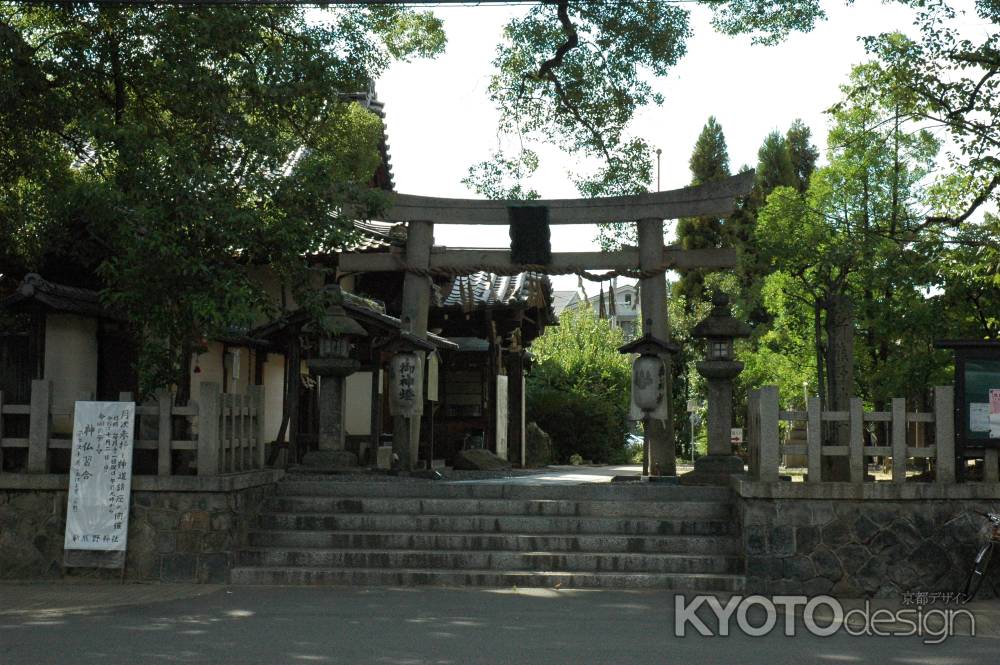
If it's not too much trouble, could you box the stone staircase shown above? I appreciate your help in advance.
[230,477,746,591]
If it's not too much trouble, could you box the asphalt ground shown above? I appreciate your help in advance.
[1,583,998,665]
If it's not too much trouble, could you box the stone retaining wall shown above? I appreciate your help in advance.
[736,480,1000,599]
[0,471,281,583]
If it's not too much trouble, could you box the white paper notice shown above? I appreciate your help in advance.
[991,389,1000,438]
[64,401,136,551]
[971,403,991,432]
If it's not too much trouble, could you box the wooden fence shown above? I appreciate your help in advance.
[0,380,264,476]
[746,385,966,484]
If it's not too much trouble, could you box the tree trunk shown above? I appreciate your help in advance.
[813,298,826,408]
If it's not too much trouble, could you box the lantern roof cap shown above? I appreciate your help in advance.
[306,285,368,338]
[618,332,680,356]
[692,292,751,340]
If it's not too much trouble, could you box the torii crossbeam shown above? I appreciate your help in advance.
[342,171,754,475]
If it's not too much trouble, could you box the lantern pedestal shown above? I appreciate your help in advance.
[302,357,361,468]
[682,359,746,486]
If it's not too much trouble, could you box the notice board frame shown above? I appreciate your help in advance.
[937,340,1000,461]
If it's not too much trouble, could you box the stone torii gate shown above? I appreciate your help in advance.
[339,171,754,474]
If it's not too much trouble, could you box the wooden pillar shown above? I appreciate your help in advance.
[394,220,433,470]
[287,332,301,465]
[509,353,526,468]
[638,217,674,476]
[369,359,382,463]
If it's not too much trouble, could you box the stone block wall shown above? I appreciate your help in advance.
[0,471,280,583]
[737,481,1000,599]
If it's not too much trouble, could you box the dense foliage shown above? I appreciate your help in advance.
[0,3,444,393]
[526,306,633,463]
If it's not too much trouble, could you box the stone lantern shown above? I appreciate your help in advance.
[619,328,679,417]
[682,292,751,485]
[302,285,367,468]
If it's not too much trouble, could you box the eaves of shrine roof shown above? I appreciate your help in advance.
[438,271,554,315]
[0,273,117,320]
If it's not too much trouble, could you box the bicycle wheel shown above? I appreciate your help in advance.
[962,542,994,602]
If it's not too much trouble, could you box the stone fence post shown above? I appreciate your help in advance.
[758,385,779,482]
[935,386,955,484]
[198,382,221,476]
[27,380,51,473]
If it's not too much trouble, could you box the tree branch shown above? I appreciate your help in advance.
[926,171,1000,227]
[530,0,612,162]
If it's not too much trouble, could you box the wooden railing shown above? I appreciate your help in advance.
[746,385,959,484]
[0,380,264,476]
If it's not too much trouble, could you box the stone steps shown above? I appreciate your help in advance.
[276,480,730,502]
[233,477,745,590]
[246,529,743,555]
[230,566,747,592]
[266,496,732,520]
[255,512,737,536]
[236,547,743,574]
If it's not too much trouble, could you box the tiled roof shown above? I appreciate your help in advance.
[251,294,457,351]
[341,219,406,252]
[439,272,552,312]
[0,273,114,319]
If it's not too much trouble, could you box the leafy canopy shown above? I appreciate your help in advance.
[0,3,444,392]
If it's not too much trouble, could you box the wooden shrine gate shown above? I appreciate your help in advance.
[339,171,755,475]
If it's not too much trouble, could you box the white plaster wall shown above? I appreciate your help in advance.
[262,352,286,442]
[345,371,372,436]
[44,313,98,434]
[190,341,225,401]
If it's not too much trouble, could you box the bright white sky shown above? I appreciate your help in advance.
[373,0,987,292]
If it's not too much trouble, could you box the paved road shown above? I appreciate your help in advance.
[1,585,997,664]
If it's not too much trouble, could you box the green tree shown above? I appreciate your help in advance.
[674,116,731,309]
[526,306,633,463]
[0,3,444,392]
[726,124,812,327]
[755,63,941,416]
[464,1,827,225]
[710,0,1000,229]
[786,119,820,194]
[861,4,1000,227]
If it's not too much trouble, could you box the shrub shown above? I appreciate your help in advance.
[526,307,632,464]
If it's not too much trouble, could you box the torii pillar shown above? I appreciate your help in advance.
[393,220,433,470]
[638,218,675,476]
[343,171,756,474]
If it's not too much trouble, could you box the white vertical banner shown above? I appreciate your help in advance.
[64,401,136,551]
[496,375,509,460]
